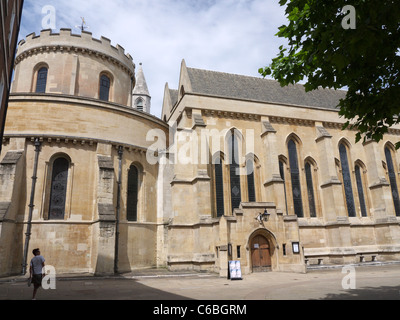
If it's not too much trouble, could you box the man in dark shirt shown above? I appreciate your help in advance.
[29,248,45,300]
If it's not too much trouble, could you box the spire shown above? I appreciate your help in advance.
[133,63,150,96]
[132,63,151,113]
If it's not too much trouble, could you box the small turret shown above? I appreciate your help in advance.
[132,63,151,113]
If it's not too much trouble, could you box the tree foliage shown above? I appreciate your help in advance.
[259,0,400,147]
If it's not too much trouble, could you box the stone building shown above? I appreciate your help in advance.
[0,30,399,277]
[161,60,400,275]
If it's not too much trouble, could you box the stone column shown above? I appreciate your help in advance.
[192,110,212,219]
[261,119,286,213]
[218,216,230,277]
[156,151,171,268]
[171,110,212,224]
[69,55,79,95]
[315,125,346,222]
[93,144,116,275]
[170,121,195,224]
[315,125,352,256]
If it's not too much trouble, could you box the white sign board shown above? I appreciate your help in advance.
[228,260,243,280]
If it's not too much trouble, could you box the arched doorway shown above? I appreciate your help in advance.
[251,235,272,272]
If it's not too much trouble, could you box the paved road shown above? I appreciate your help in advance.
[0,263,399,301]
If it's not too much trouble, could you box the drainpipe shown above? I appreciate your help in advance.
[114,146,123,274]
[22,138,42,275]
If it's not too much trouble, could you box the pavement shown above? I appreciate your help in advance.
[1,262,400,301]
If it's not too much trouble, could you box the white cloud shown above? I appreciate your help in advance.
[19,0,287,117]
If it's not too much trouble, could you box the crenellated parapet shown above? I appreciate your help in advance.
[15,29,135,77]
[12,29,136,107]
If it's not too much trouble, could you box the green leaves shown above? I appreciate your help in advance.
[260,0,400,147]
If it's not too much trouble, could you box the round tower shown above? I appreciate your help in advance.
[0,30,169,276]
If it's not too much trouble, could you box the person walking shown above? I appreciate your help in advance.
[29,248,45,300]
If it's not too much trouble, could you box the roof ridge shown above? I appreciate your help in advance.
[186,66,347,93]
[187,66,267,82]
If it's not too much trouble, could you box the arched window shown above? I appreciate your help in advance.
[288,139,303,218]
[136,98,144,112]
[305,162,317,218]
[36,67,48,93]
[127,165,139,222]
[214,156,225,217]
[339,143,356,217]
[48,157,70,220]
[246,158,256,202]
[355,165,368,217]
[385,147,400,217]
[99,74,111,101]
[228,131,242,211]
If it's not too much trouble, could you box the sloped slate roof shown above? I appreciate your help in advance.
[186,67,347,110]
[169,89,179,108]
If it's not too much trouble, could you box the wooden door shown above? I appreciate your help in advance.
[251,235,272,272]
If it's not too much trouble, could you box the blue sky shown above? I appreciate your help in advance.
[19,0,287,117]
